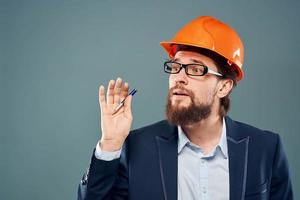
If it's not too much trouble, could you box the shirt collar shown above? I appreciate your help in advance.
[177,117,228,159]
[177,125,190,154]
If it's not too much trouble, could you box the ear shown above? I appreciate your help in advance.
[216,79,234,98]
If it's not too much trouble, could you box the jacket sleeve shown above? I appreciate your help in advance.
[270,134,293,200]
[79,142,129,200]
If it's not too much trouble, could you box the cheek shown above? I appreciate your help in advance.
[169,75,175,88]
[193,87,215,103]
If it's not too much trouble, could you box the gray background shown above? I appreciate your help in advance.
[1,0,299,199]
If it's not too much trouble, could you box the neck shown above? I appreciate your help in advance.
[181,114,223,154]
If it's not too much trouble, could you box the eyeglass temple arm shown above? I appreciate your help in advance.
[207,68,223,77]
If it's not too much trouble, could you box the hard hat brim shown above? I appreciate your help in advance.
[160,41,243,81]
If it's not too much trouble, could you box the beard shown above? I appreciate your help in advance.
[165,85,214,126]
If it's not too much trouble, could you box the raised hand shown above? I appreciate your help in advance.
[98,78,133,151]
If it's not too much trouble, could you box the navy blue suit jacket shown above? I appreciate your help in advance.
[80,117,293,200]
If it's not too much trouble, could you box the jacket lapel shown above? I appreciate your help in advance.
[155,125,178,200]
[154,117,249,200]
[225,117,249,200]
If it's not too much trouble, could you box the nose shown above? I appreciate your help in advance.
[171,67,188,85]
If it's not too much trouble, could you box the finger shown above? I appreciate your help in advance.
[114,77,122,104]
[107,79,115,105]
[124,95,133,118]
[98,85,106,109]
[121,82,129,101]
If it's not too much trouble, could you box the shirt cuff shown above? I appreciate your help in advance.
[94,141,122,161]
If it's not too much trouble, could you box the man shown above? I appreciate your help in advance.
[78,16,293,200]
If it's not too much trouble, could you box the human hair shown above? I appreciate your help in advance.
[175,45,238,117]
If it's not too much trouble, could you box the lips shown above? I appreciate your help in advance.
[172,89,189,96]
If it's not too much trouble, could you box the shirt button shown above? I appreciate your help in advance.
[201,160,205,164]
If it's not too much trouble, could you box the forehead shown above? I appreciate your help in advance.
[174,50,213,61]
[174,50,215,63]
[173,50,218,71]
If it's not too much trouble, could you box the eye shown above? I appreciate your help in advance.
[188,65,204,75]
[171,66,180,72]
[191,67,200,72]
[167,62,181,72]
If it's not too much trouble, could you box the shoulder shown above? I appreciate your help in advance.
[122,120,176,154]
[227,116,280,146]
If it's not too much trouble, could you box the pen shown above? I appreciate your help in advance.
[113,88,137,114]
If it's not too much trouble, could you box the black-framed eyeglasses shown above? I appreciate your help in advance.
[164,61,223,77]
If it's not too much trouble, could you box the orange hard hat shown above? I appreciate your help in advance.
[160,16,244,81]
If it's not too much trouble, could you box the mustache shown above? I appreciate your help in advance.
[169,85,194,97]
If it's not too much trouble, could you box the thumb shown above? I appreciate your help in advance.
[124,95,133,117]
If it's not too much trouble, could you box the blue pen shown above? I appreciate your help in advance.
[113,88,137,114]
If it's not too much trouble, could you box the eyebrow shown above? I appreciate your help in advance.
[173,58,205,65]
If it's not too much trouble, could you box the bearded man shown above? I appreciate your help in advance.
[78,16,293,200]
